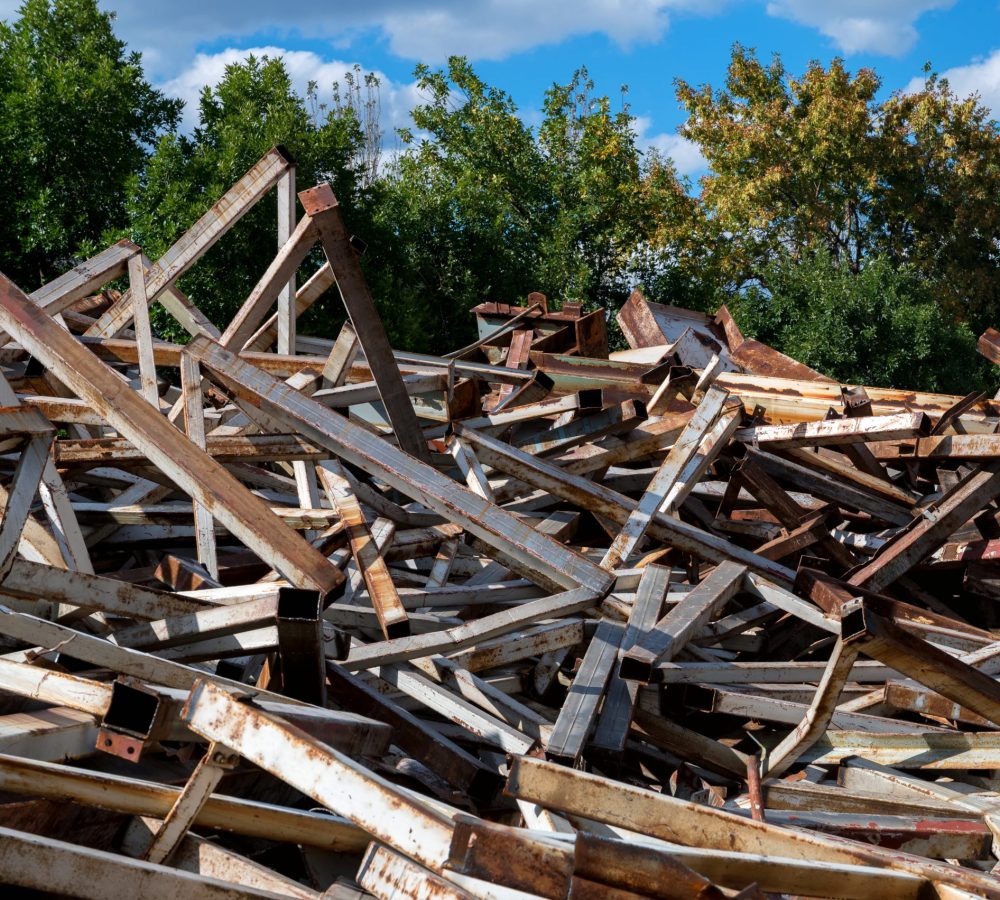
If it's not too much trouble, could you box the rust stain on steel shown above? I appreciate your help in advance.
[0,273,344,596]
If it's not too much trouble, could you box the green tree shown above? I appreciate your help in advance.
[127,54,370,341]
[370,57,547,351]
[675,46,1000,329]
[729,250,989,394]
[371,57,698,352]
[676,46,884,287]
[0,0,179,287]
[875,72,1000,327]
[536,68,697,310]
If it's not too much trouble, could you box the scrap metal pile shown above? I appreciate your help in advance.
[1,149,1000,897]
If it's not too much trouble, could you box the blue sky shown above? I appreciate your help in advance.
[4,1,1000,177]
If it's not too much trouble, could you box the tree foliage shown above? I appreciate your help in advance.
[676,48,879,284]
[370,58,696,351]
[126,54,371,341]
[875,73,1000,328]
[0,0,996,396]
[729,250,990,394]
[676,47,1000,330]
[0,0,179,287]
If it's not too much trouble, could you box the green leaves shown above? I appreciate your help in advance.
[0,9,993,395]
[0,0,179,287]
[127,54,369,343]
[730,250,991,394]
[677,49,885,288]
[676,45,1000,335]
[369,57,691,352]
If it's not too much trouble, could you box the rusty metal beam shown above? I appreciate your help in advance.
[0,273,343,596]
[842,597,1000,727]
[185,335,612,596]
[620,561,746,682]
[505,755,1000,898]
[847,464,1000,592]
[85,147,292,339]
[302,184,431,462]
[181,677,456,871]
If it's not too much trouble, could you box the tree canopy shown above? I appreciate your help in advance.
[729,249,990,395]
[0,2,998,392]
[368,59,694,351]
[675,46,1000,331]
[0,0,179,288]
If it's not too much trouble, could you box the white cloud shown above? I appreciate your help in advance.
[646,133,707,177]
[765,0,953,56]
[162,47,424,142]
[633,116,706,177]
[904,48,1000,113]
[53,1,707,80]
[0,0,958,81]
[377,0,678,62]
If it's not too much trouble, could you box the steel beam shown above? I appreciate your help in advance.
[185,335,612,596]
[181,678,457,870]
[0,273,343,596]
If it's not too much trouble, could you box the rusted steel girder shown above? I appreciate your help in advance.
[186,335,613,596]
[842,596,1000,726]
[0,273,344,597]
[847,464,1000,592]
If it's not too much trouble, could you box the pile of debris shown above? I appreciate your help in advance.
[0,147,998,897]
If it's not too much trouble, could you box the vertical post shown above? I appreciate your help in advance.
[127,255,160,409]
[277,166,296,356]
[275,587,327,705]
[179,352,218,579]
[278,165,323,517]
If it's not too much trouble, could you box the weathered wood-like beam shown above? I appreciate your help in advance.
[847,464,1000,591]
[620,561,746,682]
[546,620,624,764]
[186,335,613,596]
[181,677,456,871]
[591,565,671,759]
[505,756,1000,898]
[301,184,431,462]
[0,273,343,596]
[86,147,292,339]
